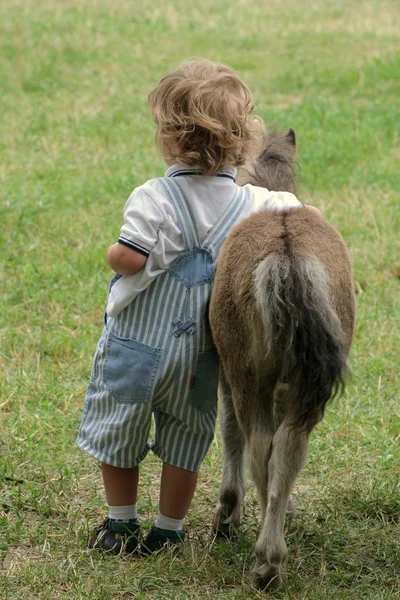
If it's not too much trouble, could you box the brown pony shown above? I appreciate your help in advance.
[209,129,356,591]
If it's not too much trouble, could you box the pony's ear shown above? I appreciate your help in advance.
[286,128,296,146]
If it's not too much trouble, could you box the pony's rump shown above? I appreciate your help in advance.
[253,249,347,428]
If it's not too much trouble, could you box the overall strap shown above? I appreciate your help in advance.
[158,178,201,250]
[202,185,249,253]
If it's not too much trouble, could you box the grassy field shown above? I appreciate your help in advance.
[1,0,399,598]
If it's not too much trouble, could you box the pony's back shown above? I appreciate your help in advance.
[226,208,355,345]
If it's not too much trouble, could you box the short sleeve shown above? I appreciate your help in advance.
[244,184,302,212]
[118,187,166,257]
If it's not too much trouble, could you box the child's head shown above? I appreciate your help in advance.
[149,59,265,176]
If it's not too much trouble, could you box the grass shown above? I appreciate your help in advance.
[1,0,399,598]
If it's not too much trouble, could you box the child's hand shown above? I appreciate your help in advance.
[106,243,147,276]
[305,205,322,217]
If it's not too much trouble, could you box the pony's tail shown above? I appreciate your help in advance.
[253,252,348,428]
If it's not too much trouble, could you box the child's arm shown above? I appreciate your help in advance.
[107,184,166,276]
[107,243,147,276]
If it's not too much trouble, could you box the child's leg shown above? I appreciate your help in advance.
[141,463,198,554]
[159,462,198,519]
[143,407,215,553]
[89,464,140,554]
[101,463,139,505]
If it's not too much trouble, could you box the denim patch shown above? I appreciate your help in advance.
[189,348,220,412]
[104,333,162,404]
[168,248,215,287]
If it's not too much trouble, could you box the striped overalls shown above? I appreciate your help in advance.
[77,178,249,472]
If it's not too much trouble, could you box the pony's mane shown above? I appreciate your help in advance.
[238,129,298,194]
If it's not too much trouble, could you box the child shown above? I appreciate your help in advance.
[76,59,302,555]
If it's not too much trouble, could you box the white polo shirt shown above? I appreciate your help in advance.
[106,164,301,317]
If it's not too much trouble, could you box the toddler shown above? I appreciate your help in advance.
[77,59,302,554]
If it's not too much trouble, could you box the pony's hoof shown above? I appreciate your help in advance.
[253,566,283,591]
[213,522,233,538]
[212,508,239,539]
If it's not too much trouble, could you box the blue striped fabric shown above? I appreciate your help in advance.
[77,179,247,472]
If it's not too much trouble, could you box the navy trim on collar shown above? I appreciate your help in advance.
[170,170,203,177]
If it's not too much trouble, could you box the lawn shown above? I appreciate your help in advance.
[1,0,399,598]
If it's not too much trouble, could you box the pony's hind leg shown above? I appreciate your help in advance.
[253,417,309,591]
[246,381,276,525]
[213,372,246,537]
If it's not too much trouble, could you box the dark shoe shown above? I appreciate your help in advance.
[141,525,185,555]
[89,518,140,554]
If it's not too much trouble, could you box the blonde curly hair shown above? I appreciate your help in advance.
[148,59,266,176]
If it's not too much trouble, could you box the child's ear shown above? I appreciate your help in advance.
[286,128,296,147]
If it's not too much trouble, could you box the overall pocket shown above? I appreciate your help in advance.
[189,348,220,412]
[104,332,162,404]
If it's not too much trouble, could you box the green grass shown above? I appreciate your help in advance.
[1,0,399,598]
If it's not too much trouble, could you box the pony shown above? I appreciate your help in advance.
[209,129,356,590]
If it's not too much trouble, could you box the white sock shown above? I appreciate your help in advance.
[108,504,138,522]
[154,511,184,531]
